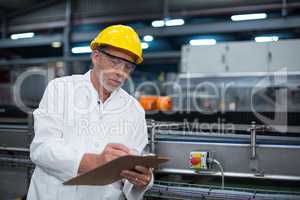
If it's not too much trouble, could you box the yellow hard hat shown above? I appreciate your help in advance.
[90,25,143,64]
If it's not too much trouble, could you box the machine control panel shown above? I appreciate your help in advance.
[190,151,209,170]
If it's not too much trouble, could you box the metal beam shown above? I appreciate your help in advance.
[1,16,7,39]
[0,56,84,66]
[145,51,180,59]
[63,0,72,75]
[63,0,71,58]
[0,34,62,48]
[5,3,300,33]
[136,16,300,37]
[0,56,95,67]
[9,21,66,33]
[71,16,300,41]
[172,2,300,17]
[7,0,60,19]
[1,16,300,49]
[0,51,180,66]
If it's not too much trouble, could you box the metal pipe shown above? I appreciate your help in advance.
[63,0,71,75]
[0,146,29,152]
[0,157,32,165]
[147,120,187,154]
[250,121,257,159]
[282,0,288,17]
[163,0,169,19]
[0,124,29,129]
[248,122,273,159]
[1,16,7,39]
[210,159,224,189]
[0,128,29,133]
[155,168,300,181]
[150,120,156,154]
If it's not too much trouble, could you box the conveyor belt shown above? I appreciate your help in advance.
[146,181,300,200]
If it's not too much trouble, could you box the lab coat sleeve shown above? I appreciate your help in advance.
[123,113,154,200]
[30,79,85,182]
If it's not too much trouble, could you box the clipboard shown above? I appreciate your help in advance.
[64,155,170,186]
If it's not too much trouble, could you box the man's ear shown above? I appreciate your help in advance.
[91,50,97,57]
[91,50,98,62]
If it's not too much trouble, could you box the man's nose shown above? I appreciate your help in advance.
[114,69,127,79]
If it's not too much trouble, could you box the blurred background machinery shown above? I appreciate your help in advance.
[1,0,300,199]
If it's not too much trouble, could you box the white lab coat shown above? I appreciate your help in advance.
[27,70,153,200]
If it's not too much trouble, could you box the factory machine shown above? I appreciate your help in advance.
[144,72,300,199]
[0,67,50,199]
[1,66,300,199]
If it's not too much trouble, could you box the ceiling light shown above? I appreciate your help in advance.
[10,32,35,40]
[141,42,149,49]
[189,39,216,46]
[151,20,165,27]
[165,19,185,26]
[71,46,92,54]
[255,36,279,43]
[51,41,62,48]
[152,18,185,27]
[231,13,267,21]
[143,35,154,42]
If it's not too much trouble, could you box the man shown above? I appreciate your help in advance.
[27,25,153,200]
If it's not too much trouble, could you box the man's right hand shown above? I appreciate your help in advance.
[78,143,131,174]
[99,143,131,163]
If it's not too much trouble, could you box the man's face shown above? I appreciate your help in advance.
[91,46,136,92]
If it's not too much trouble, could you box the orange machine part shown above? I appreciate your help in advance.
[139,96,158,111]
[157,96,172,111]
[139,96,172,111]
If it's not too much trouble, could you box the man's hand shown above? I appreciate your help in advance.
[78,143,130,174]
[120,165,152,188]
[99,143,131,163]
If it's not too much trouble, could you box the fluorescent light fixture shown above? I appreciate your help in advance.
[165,19,185,26]
[231,13,267,21]
[141,42,149,49]
[189,39,216,46]
[71,46,92,54]
[143,35,154,42]
[51,41,62,48]
[152,20,165,27]
[255,36,279,43]
[152,18,185,27]
[10,32,35,40]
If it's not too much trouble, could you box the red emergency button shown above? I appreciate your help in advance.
[191,157,201,165]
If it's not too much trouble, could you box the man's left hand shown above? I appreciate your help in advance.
[120,165,152,188]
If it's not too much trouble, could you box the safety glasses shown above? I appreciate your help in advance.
[97,49,136,74]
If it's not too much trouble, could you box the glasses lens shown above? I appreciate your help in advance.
[99,50,136,73]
